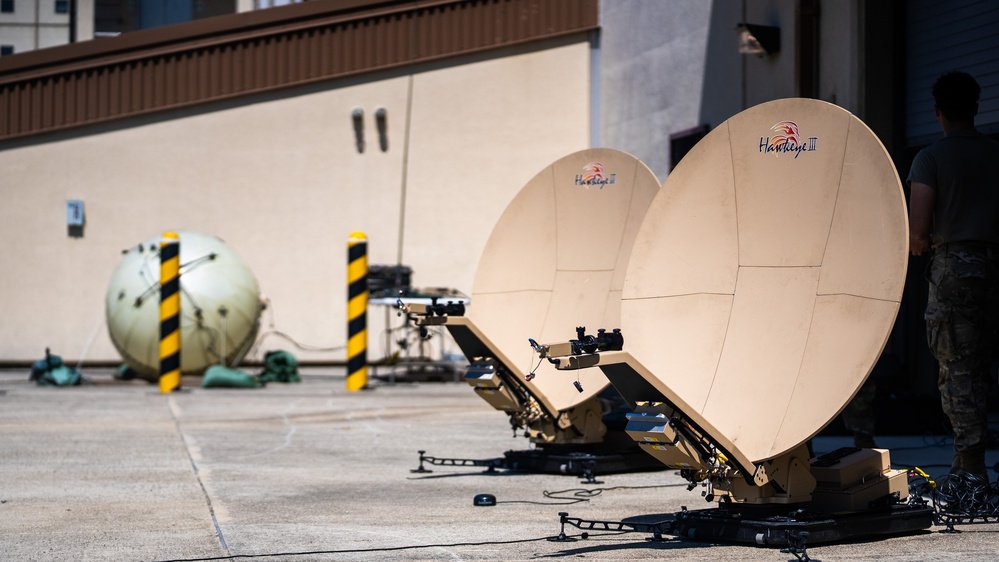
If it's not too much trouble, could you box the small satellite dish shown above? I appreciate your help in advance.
[620,98,908,463]
[471,148,660,412]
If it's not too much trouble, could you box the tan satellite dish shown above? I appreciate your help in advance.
[407,148,660,452]
[471,148,660,414]
[620,98,908,465]
[533,101,930,535]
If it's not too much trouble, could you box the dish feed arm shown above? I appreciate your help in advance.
[397,299,561,427]
[531,327,781,493]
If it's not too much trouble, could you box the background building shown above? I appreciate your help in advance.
[0,0,289,55]
[0,0,77,54]
[1,0,998,432]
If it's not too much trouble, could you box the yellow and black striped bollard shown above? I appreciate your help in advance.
[346,231,368,391]
[159,231,182,393]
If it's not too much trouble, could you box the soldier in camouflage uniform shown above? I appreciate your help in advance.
[908,71,999,479]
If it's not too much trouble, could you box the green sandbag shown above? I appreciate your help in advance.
[201,365,262,388]
[33,365,83,386]
[29,349,83,386]
[259,350,301,383]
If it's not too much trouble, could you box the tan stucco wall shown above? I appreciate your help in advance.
[0,38,590,365]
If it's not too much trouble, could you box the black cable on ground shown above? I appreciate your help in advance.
[523,483,688,505]
[153,482,689,561]
[933,470,999,519]
[152,535,563,562]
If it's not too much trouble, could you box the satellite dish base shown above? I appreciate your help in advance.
[553,503,933,550]
[409,445,665,477]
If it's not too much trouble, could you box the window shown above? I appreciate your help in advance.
[55,0,68,14]
[669,125,711,171]
[1,45,14,56]
[1,0,14,14]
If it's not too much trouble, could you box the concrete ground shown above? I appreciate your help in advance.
[2,368,999,562]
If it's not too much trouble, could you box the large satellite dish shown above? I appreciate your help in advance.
[470,148,660,413]
[620,98,908,464]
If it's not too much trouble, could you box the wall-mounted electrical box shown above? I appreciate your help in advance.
[67,200,84,226]
[67,199,85,237]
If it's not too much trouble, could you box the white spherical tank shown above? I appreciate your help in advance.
[105,231,264,379]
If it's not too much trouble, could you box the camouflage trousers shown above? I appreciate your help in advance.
[925,244,999,454]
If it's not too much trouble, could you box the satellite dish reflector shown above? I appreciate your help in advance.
[621,98,908,463]
[105,231,264,379]
[471,148,660,412]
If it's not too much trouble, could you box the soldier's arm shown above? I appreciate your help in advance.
[908,181,935,256]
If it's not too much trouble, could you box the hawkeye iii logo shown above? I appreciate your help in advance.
[759,121,817,158]
[575,162,616,189]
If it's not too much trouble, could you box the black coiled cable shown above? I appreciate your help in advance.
[932,471,999,525]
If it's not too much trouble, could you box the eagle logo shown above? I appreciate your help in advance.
[768,120,799,151]
[581,162,605,183]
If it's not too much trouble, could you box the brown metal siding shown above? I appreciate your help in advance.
[0,0,597,142]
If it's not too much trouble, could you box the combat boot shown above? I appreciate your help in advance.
[950,448,987,480]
